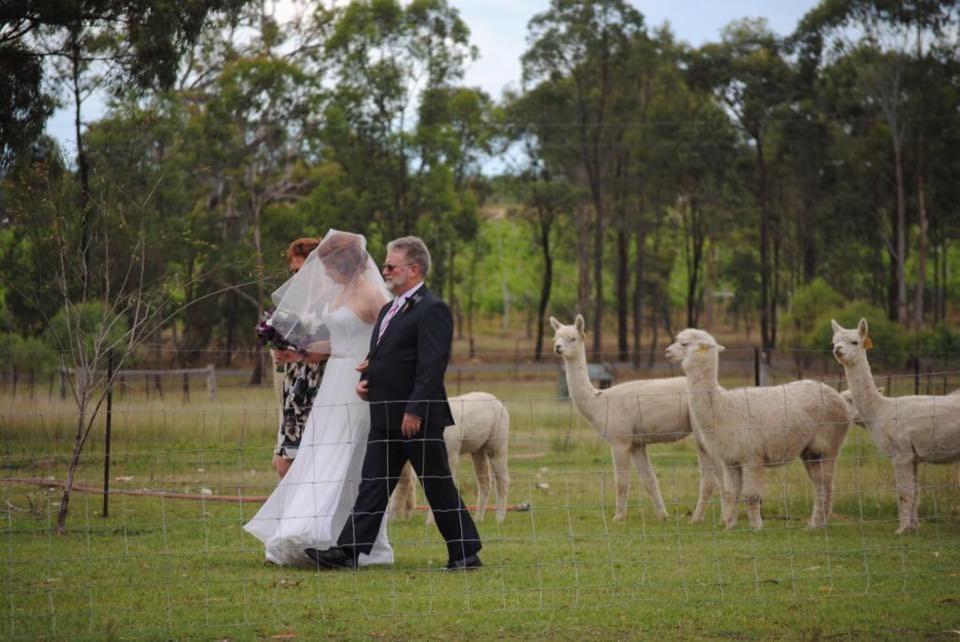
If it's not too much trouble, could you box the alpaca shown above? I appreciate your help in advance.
[388,392,510,523]
[666,328,850,530]
[832,319,960,533]
[551,315,719,523]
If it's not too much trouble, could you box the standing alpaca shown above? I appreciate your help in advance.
[832,319,960,533]
[551,315,719,523]
[389,392,510,523]
[666,328,850,530]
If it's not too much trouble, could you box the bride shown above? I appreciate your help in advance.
[244,230,394,567]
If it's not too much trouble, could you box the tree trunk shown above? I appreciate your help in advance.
[894,143,908,325]
[757,141,773,352]
[914,173,928,327]
[592,199,604,355]
[616,227,628,361]
[577,205,591,317]
[71,28,91,301]
[56,409,88,534]
[534,214,553,362]
[632,225,646,368]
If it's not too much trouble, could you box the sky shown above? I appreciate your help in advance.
[44,0,820,159]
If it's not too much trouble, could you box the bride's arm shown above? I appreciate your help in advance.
[304,340,331,362]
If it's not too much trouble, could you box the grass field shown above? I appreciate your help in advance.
[3,380,960,640]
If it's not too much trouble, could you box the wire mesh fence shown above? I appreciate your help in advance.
[2,349,960,638]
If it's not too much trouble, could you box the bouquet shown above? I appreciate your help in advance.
[256,310,306,354]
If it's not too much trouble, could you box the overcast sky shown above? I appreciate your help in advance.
[44,0,819,158]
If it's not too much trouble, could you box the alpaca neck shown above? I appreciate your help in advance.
[563,344,602,423]
[682,355,723,434]
[843,357,888,422]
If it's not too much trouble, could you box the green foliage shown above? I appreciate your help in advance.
[44,302,130,367]
[0,333,58,374]
[782,278,845,348]
[920,323,960,355]
[807,300,909,364]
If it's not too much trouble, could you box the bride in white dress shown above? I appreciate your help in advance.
[244,230,394,567]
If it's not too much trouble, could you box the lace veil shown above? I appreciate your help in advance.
[267,230,390,350]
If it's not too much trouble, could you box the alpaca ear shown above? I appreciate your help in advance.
[575,314,585,333]
[716,344,726,352]
[831,319,842,334]
[549,316,562,331]
[857,318,868,338]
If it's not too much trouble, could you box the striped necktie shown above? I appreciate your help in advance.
[377,299,403,343]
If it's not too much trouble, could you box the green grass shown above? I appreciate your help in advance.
[3,385,960,640]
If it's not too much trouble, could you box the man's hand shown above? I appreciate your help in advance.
[401,412,422,438]
[355,359,369,373]
[356,379,369,401]
[304,351,328,364]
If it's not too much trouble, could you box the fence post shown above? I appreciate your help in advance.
[206,364,216,401]
[58,366,67,400]
[29,367,35,399]
[754,346,760,386]
[913,355,920,395]
[12,364,17,397]
[103,352,114,518]
[182,371,189,404]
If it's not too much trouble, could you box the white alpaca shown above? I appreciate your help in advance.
[666,328,850,530]
[551,315,719,523]
[832,318,960,534]
[388,392,510,523]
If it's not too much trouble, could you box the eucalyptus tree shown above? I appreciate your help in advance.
[521,0,647,354]
[0,0,249,297]
[793,0,960,325]
[688,19,795,352]
[321,0,477,242]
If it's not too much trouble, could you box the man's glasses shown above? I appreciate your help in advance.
[382,263,415,273]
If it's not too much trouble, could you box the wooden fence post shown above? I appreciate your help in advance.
[206,364,216,401]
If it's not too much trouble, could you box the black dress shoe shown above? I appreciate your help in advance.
[444,553,482,571]
[305,547,357,570]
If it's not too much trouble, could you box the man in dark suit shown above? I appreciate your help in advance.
[306,236,482,571]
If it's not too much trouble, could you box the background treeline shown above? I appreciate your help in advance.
[2,0,959,374]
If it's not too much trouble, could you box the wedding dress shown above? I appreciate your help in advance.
[243,304,394,567]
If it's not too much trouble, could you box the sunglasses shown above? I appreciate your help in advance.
[382,263,415,273]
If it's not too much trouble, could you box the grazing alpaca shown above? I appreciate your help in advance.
[666,328,850,530]
[389,392,510,523]
[832,318,960,533]
[551,315,719,523]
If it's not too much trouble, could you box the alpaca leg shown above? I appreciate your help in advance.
[610,443,632,522]
[892,460,918,534]
[721,464,742,530]
[490,449,510,524]
[630,445,669,520]
[690,443,719,524]
[910,460,920,531]
[740,464,765,531]
[471,451,491,522]
[802,451,831,528]
[389,461,416,521]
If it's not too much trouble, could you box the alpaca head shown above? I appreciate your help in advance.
[831,318,872,367]
[665,328,724,372]
[549,315,586,360]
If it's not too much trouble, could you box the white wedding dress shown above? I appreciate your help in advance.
[243,305,394,567]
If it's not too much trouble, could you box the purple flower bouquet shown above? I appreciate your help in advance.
[256,311,307,354]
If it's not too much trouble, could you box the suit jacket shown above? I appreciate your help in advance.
[361,285,455,432]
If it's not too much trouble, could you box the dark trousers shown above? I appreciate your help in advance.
[337,413,482,562]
